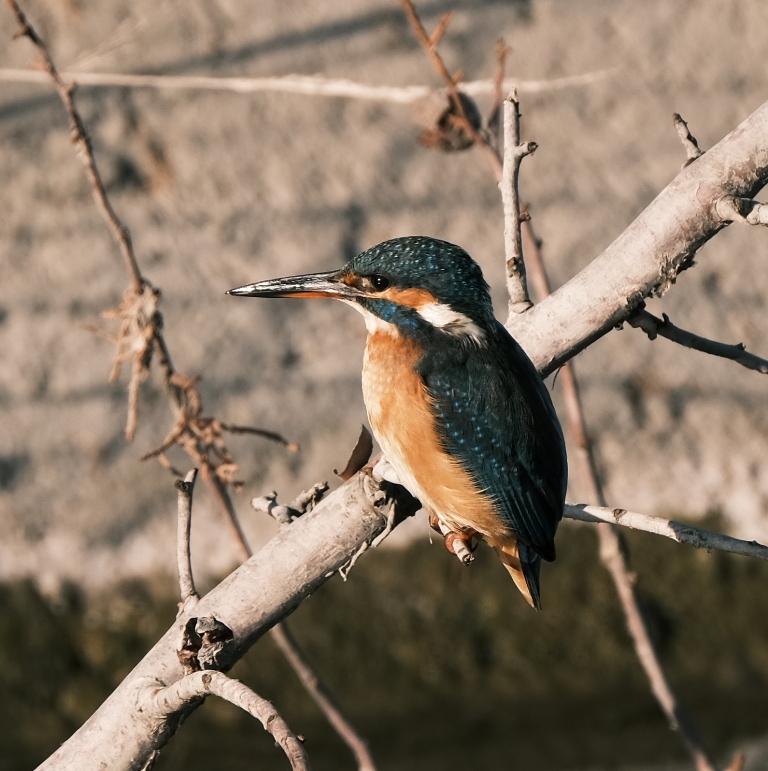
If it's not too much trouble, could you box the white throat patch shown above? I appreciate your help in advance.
[416,302,486,344]
[342,299,399,337]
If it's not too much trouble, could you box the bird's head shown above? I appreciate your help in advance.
[228,236,494,344]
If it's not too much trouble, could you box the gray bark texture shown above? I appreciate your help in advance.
[38,97,768,771]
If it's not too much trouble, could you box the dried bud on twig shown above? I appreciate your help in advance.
[413,89,483,151]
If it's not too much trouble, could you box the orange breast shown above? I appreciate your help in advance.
[362,331,507,539]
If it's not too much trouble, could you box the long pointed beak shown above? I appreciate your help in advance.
[227,269,361,300]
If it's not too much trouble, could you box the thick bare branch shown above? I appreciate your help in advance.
[501,91,536,315]
[175,469,199,610]
[37,474,416,771]
[139,671,310,771]
[628,309,768,374]
[565,504,768,562]
[507,98,768,376]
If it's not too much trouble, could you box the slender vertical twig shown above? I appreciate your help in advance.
[521,219,716,771]
[175,468,199,609]
[500,91,536,314]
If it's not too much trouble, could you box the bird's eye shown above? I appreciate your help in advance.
[369,274,390,291]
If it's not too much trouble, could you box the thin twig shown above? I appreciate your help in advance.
[220,422,300,452]
[270,624,376,771]
[400,0,503,177]
[175,469,199,610]
[522,219,716,771]
[673,112,704,166]
[628,309,768,374]
[500,91,536,315]
[564,503,768,562]
[6,0,143,292]
[140,671,311,771]
[0,67,614,101]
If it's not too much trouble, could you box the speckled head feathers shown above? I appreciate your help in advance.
[347,237,494,324]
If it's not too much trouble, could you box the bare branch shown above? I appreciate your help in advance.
[175,469,199,611]
[400,0,503,177]
[38,474,417,771]
[564,504,768,562]
[673,112,704,166]
[501,91,536,316]
[270,624,376,771]
[5,0,143,292]
[506,98,768,376]
[715,194,768,226]
[628,309,768,374]
[0,66,613,101]
[220,422,300,452]
[521,220,717,771]
[139,671,311,771]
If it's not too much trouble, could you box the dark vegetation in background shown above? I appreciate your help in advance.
[3,517,767,771]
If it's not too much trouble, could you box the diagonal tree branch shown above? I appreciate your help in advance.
[506,98,768,376]
[37,472,418,771]
[5,0,143,292]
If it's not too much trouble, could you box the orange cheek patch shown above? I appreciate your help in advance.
[379,286,437,308]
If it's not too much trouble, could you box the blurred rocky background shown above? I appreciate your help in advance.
[1,0,768,769]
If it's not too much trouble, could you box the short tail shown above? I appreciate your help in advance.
[491,536,542,610]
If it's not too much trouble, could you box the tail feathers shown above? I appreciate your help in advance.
[491,537,542,610]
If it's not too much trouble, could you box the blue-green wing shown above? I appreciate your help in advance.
[418,322,567,560]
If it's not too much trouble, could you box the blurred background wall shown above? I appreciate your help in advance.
[1,1,768,769]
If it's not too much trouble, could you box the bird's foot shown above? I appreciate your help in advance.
[445,531,478,565]
[428,515,478,565]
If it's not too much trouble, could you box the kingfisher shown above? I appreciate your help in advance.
[228,237,567,609]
